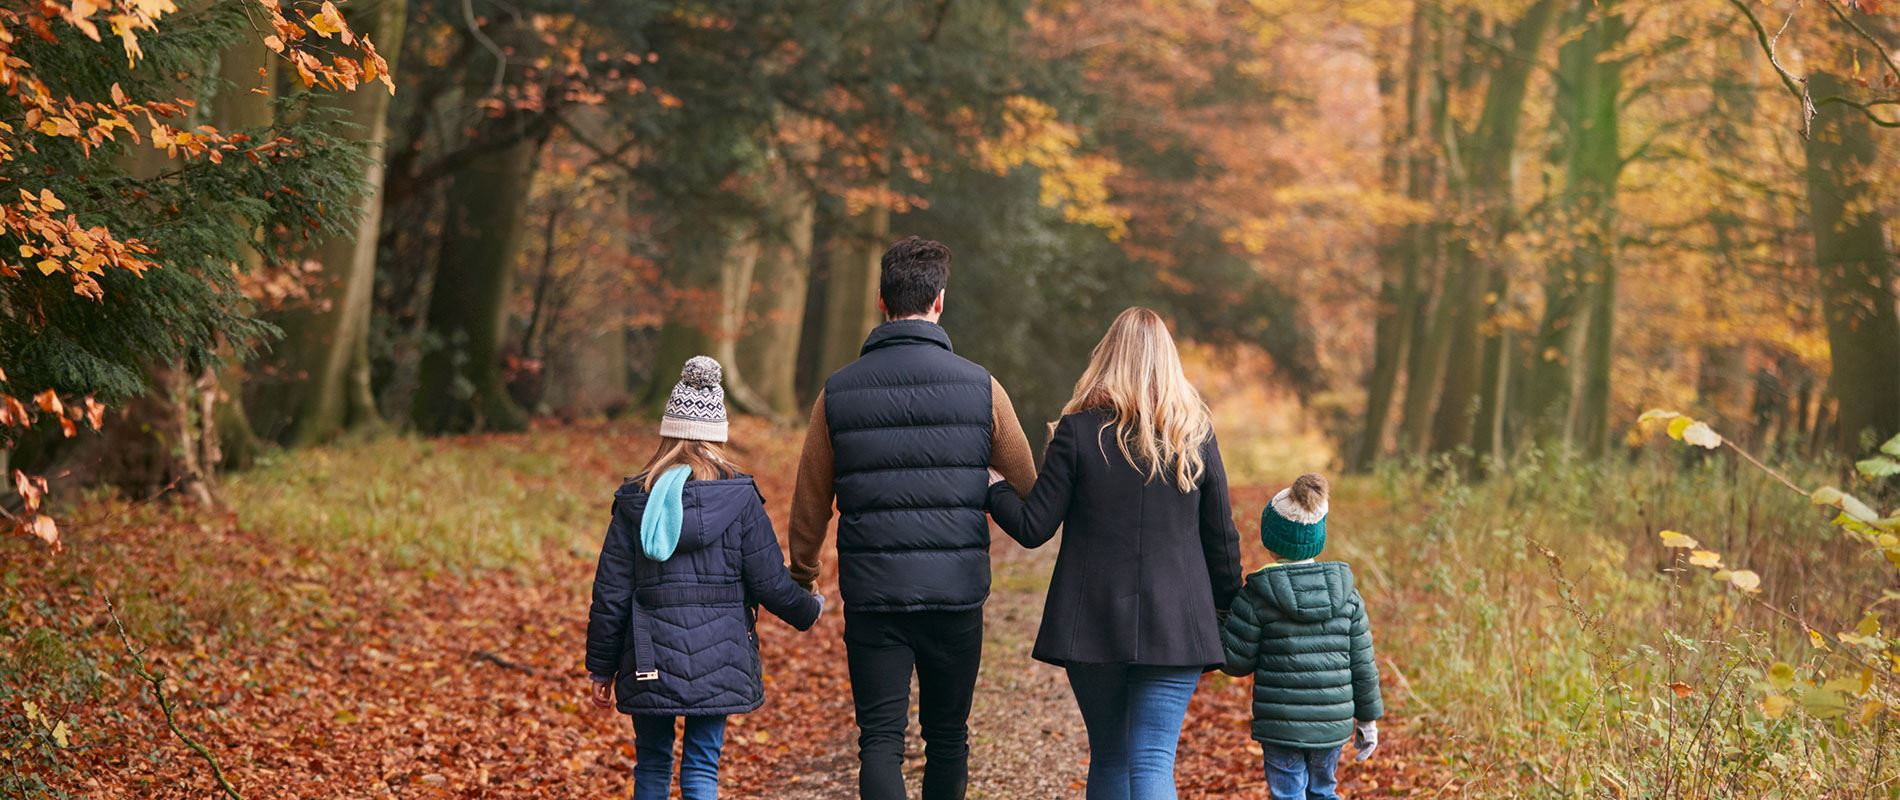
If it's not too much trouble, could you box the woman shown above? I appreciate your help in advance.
[987,307,1244,800]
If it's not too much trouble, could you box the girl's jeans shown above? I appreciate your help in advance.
[1262,744,1342,800]
[631,714,728,800]
[1064,663,1202,800]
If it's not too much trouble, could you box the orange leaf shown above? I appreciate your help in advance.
[14,469,46,514]
[28,514,59,548]
[33,389,61,415]
[82,396,104,430]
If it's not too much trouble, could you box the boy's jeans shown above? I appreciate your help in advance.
[1065,663,1202,800]
[1262,744,1342,800]
[632,714,727,800]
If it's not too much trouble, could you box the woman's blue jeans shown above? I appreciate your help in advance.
[1065,663,1202,800]
[631,714,727,800]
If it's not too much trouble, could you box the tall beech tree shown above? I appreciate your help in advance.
[1805,68,1900,454]
[250,0,407,445]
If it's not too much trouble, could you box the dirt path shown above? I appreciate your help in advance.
[769,542,1090,800]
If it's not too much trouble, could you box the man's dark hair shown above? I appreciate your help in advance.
[879,236,953,318]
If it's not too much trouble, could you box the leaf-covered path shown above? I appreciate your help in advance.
[3,421,1451,798]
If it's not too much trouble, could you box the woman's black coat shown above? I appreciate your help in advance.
[987,409,1244,669]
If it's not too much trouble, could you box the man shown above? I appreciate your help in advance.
[789,236,1036,800]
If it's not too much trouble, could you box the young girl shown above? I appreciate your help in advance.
[585,356,823,800]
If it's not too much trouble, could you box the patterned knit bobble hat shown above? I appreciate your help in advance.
[1260,473,1328,561]
[659,356,728,442]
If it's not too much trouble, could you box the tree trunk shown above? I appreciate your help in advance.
[1523,0,1624,452]
[1352,4,1434,471]
[1697,36,1760,440]
[412,126,542,434]
[1805,70,1900,454]
[1426,0,1559,460]
[209,36,276,468]
[640,209,769,413]
[812,203,891,385]
[737,157,818,418]
[249,0,406,445]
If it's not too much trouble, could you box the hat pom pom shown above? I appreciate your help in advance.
[680,356,722,389]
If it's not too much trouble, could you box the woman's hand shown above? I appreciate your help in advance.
[590,675,615,711]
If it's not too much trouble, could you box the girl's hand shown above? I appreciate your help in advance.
[590,675,615,711]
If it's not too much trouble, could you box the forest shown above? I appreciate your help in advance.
[2,0,1899,797]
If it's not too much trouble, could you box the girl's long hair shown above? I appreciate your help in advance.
[637,437,739,490]
[1061,307,1212,492]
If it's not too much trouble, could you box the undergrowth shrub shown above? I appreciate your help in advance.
[1362,437,1894,798]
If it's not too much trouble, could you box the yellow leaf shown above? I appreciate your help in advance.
[1859,699,1885,726]
[1658,530,1698,549]
[21,700,40,723]
[1822,676,1862,697]
[36,259,60,275]
[1638,409,1681,424]
[1768,662,1795,692]
[1689,550,1722,568]
[50,720,68,748]
[308,2,344,38]
[1728,570,1761,592]
[1762,694,1793,720]
[1666,416,1694,440]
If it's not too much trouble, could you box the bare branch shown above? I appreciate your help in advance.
[105,597,242,800]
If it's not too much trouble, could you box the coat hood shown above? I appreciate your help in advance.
[861,319,955,356]
[1245,561,1357,623]
[614,476,758,556]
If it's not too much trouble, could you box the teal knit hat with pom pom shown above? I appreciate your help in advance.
[1259,473,1328,560]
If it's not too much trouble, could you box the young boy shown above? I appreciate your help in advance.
[1220,473,1382,800]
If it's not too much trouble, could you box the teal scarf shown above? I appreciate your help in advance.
[640,466,691,561]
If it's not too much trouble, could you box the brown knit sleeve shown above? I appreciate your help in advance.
[787,391,835,590]
[991,378,1037,498]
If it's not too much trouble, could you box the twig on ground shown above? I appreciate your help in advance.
[103,597,242,800]
[471,649,538,675]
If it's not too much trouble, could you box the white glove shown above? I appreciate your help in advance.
[1352,720,1378,762]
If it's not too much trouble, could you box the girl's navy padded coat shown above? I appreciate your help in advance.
[585,475,820,716]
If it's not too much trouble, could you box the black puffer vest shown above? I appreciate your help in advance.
[824,320,994,612]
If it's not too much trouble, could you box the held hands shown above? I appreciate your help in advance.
[812,590,827,616]
[589,674,615,711]
[1352,720,1379,762]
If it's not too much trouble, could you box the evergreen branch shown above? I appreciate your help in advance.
[104,597,242,800]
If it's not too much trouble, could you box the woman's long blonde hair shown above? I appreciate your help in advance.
[638,437,740,490]
[1062,307,1212,492]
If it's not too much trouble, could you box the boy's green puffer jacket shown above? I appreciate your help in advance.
[1220,560,1383,749]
